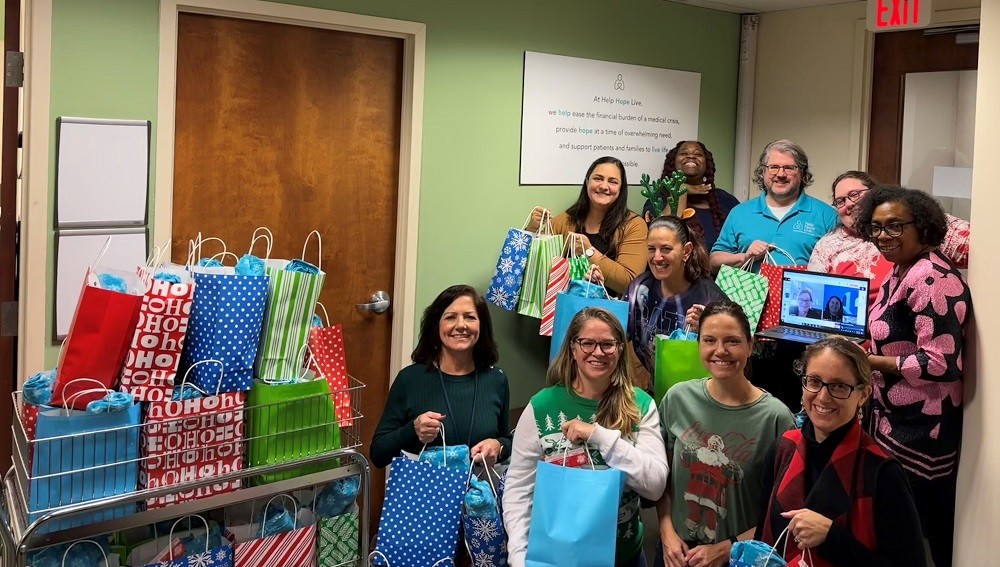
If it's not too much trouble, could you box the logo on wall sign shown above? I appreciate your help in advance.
[614,74,626,91]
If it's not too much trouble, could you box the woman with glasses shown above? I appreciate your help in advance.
[525,156,648,295]
[808,171,970,304]
[756,337,926,567]
[853,185,971,567]
[655,301,794,567]
[504,307,668,567]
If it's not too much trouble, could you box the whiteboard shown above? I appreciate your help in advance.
[55,228,148,340]
[520,52,700,185]
[55,117,150,227]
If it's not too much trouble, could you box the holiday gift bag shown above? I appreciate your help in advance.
[518,214,565,319]
[486,213,536,311]
[653,332,707,403]
[180,238,269,394]
[120,249,195,402]
[255,230,327,381]
[759,248,807,331]
[35,539,121,567]
[30,384,141,533]
[524,455,625,567]
[317,504,359,567]
[308,303,353,427]
[462,457,508,567]
[716,260,770,333]
[539,235,580,337]
[143,516,234,567]
[140,360,246,508]
[234,495,317,567]
[246,371,340,485]
[370,452,465,567]
[548,280,630,362]
[53,237,145,409]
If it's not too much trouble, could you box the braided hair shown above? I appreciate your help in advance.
[660,141,725,240]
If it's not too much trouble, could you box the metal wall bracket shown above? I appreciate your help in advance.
[5,51,24,88]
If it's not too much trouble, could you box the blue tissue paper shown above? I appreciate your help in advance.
[26,535,111,567]
[418,445,471,475]
[567,279,608,299]
[465,476,498,519]
[23,369,55,406]
[257,504,296,538]
[86,392,134,414]
[316,476,361,518]
[181,524,225,555]
[668,328,698,341]
[236,254,265,276]
[171,383,204,401]
[97,272,127,293]
[153,271,183,284]
[311,314,323,328]
[198,258,224,268]
[285,259,319,274]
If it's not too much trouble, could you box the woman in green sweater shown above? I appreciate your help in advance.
[370,284,512,468]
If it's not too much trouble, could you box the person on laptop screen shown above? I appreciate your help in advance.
[823,296,844,322]
[788,289,821,319]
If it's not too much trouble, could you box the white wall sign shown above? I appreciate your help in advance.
[520,51,700,185]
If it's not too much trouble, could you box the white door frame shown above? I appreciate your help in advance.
[18,0,425,380]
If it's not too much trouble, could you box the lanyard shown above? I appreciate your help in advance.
[437,367,479,447]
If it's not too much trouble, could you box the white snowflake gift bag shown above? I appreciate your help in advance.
[486,221,535,311]
[462,461,507,567]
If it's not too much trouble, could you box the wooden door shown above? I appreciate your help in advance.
[868,29,978,183]
[172,12,403,530]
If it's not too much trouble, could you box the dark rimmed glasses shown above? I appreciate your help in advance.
[801,375,863,400]
[861,220,916,238]
[832,188,868,209]
[573,338,620,355]
[766,164,799,174]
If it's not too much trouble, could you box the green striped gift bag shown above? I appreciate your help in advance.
[318,506,360,566]
[255,231,326,381]
[517,217,564,319]
[715,261,769,332]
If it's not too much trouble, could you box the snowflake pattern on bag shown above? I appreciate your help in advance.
[486,229,533,311]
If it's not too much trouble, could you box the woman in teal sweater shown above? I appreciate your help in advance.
[371,284,512,468]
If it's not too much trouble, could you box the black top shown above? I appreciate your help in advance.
[370,363,512,468]
[756,420,927,566]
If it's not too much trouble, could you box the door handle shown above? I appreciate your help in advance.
[356,290,391,314]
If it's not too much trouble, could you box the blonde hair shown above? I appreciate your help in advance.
[547,307,641,440]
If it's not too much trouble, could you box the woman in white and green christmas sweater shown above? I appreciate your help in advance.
[503,307,669,567]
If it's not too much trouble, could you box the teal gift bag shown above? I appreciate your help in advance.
[548,280,629,362]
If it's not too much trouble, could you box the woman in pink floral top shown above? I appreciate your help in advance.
[808,171,969,305]
[854,185,971,567]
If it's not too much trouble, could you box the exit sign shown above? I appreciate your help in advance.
[867,0,932,31]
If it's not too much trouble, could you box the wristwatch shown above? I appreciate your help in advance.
[584,246,596,258]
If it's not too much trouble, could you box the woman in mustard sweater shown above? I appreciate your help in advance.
[527,156,648,295]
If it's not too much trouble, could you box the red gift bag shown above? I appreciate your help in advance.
[120,262,195,402]
[234,495,317,567]
[308,304,353,427]
[53,239,145,409]
[539,257,569,337]
[759,248,807,331]
[140,360,246,508]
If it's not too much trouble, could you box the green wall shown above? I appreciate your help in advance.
[43,0,740,407]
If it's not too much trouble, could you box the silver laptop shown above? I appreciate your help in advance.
[756,270,870,344]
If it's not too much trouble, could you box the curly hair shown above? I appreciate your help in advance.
[647,215,711,283]
[411,285,499,369]
[660,141,726,239]
[566,156,631,259]
[752,139,814,193]
[853,185,947,247]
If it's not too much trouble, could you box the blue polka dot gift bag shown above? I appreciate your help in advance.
[371,444,466,566]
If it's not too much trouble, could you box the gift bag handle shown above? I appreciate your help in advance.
[763,246,796,266]
[563,233,580,258]
[209,251,241,266]
[585,265,611,300]
[58,377,110,409]
[368,550,455,567]
[187,235,228,266]
[763,525,815,567]
[167,514,211,559]
[521,208,544,232]
[180,359,225,396]
[302,230,323,271]
[62,540,109,567]
[466,453,500,497]
[417,423,448,466]
[64,388,117,414]
[249,227,274,260]
[316,302,331,327]
[262,493,301,530]
[559,436,596,470]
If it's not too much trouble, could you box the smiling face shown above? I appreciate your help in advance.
[698,313,751,381]
[438,295,480,356]
[674,142,707,182]
[871,201,924,267]
[802,349,870,441]
[647,226,693,286]
[827,296,842,315]
[572,318,621,388]
[586,162,624,211]
[797,290,814,315]
[833,177,870,229]
[763,149,802,201]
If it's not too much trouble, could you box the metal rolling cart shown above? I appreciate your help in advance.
[0,376,369,567]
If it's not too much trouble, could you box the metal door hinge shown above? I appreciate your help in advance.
[1,301,17,336]
[5,51,24,88]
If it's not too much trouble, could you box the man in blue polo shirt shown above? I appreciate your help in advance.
[710,139,837,272]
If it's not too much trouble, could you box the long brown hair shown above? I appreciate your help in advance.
[547,307,640,439]
[567,156,632,258]
[647,215,710,283]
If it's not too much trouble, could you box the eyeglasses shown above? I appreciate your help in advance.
[861,221,916,238]
[573,338,620,355]
[801,375,862,400]
[766,164,799,174]
[832,189,868,209]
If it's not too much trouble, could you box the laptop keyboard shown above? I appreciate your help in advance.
[784,327,827,340]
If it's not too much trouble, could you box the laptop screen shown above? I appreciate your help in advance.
[778,270,870,338]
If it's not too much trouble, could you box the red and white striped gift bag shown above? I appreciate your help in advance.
[539,257,570,336]
[234,523,317,567]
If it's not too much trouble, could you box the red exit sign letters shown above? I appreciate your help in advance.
[867,0,932,31]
